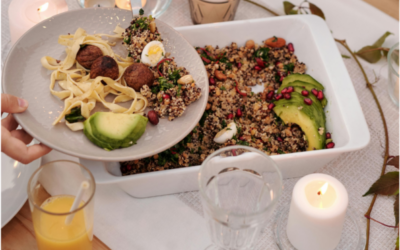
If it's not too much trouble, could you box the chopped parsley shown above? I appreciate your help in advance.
[220,86,227,91]
[200,110,212,127]
[168,70,181,84]
[237,140,250,146]
[123,37,131,44]
[272,36,278,42]
[221,119,227,128]
[158,77,175,91]
[254,47,270,62]
[176,85,182,97]
[284,63,295,72]
[277,149,285,154]
[65,107,85,123]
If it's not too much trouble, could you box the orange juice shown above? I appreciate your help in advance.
[33,195,93,250]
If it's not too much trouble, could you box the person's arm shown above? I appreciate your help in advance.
[1,94,51,164]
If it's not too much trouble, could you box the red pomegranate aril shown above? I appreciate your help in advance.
[236,109,243,117]
[311,88,318,96]
[237,62,242,69]
[209,77,215,85]
[301,90,309,96]
[304,98,312,105]
[317,90,324,100]
[255,57,265,68]
[268,103,275,110]
[284,93,291,100]
[288,43,294,52]
[326,132,331,139]
[277,137,283,142]
[267,91,275,100]
[280,75,285,82]
[326,142,335,149]
[254,65,262,71]
[281,88,288,94]
[275,61,283,67]
[275,93,283,100]
[162,94,170,99]
[239,136,245,141]
[277,71,285,77]
[227,113,233,119]
[126,165,132,171]
[287,86,294,93]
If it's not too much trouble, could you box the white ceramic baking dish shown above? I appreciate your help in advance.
[82,15,370,198]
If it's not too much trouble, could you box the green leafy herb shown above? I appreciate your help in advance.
[277,149,285,154]
[177,85,182,97]
[237,140,249,146]
[220,86,227,91]
[139,8,144,15]
[272,36,278,42]
[158,77,175,91]
[151,85,160,94]
[275,74,281,83]
[254,47,270,62]
[200,110,212,127]
[284,63,295,72]
[79,44,88,49]
[226,128,232,131]
[123,37,131,44]
[221,119,227,128]
[168,70,181,84]
[65,107,85,123]
[158,98,163,102]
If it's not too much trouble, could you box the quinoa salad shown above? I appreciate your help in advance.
[120,36,334,175]
[122,12,202,121]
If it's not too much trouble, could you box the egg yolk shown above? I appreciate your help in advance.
[147,45,163,64]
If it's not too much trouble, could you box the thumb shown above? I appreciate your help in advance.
[1,94,28,114]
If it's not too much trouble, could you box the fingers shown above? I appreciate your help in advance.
[2,127,52,164]
[1,114,19,131]
[1,94,28,115]
[10,129,33,145]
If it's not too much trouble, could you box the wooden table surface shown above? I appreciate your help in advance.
[1,1,398,250]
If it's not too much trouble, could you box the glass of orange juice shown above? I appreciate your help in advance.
[27,160,96,250]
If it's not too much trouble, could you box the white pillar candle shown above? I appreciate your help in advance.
[8,0,68,45]
[286,174,348,250]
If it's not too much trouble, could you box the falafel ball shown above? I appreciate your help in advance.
[124,63,154,91]
[76,45,103,69]
[90,56,119,80]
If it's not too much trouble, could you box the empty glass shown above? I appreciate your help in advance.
[387,42,399,107]
[198,146,283,250]
[189,0,240,24]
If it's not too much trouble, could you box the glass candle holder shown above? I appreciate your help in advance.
[198,146,283,250]
[189,0,240,24]
[387,42,399,107]
[28,160,96,250]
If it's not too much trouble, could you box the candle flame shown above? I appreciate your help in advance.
[38,2,49,12]
[318,182,329,195]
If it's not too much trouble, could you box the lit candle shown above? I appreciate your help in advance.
[8,0,68,45]
[286,174,348,250]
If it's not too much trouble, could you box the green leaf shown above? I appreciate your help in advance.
[356,45,382,63]
[341,54,351,59]
[65,107,85,123]
[283,1,296,15]
[394,195,399,226]
[373,31,393,47]
[388,156,399,169]
[363,171,399,196]
[309,2,325,20]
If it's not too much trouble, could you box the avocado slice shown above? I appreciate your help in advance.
[278,80,328,108]
[84,112,148,150]
[282,74,324,90]
[273,92,326,150]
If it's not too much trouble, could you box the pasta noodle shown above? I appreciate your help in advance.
[41,27,148,131]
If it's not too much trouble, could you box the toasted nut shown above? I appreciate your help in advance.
[251,129,257,136]
[245,40,255,49]
[178,75,194,85]
[265,37,286,48]
[153,154,159,159]
[149,21,156,33]
[147,110,159,125]
[214,70,227,81]
[253,103,261,111]
[206,103,211,110]
[164,99,170,105]
[215,88,221,96]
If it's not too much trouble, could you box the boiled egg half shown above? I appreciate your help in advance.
[141,41,165,67]
[214,122,237,144]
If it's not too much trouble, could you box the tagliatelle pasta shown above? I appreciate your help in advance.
[41,27,148,131]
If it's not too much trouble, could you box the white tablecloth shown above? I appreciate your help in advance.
[1,0,399,249]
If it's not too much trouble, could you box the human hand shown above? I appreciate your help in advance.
[1,94,52,164]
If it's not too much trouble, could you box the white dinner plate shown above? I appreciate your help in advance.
[2,8,208,162]
[1,153,41,227]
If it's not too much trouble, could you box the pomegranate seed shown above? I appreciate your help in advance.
[284,93,291,100]
[326,142,335,149]
[304,98,312,105]
[288,43,294,52]
[311,88,318,96]
[275,93,283,100]
[277,71,285,77]
[287,86,294,93]
[326,132,331,139]
[281,88,288,94]
[237,62,242,69]
[267,91,274,100]
[227,113,233,119]
[255,58,265,68]
[162,94,171,99]
[301,90,309,96]
[268,103,275,110]
[280,75,285,82]
[239,136,245,141]
[277,137,283,142]
[209,77,215,85]
[236,109,243,117]
[275,61,283,67]
[126,165,132,171]
[254,65,262,71]
[317,90,324,100]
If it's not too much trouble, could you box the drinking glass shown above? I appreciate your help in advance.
[189,0,240,24]
[199,146,283,250]
[28,161,96,250]
[387,42,399,107]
